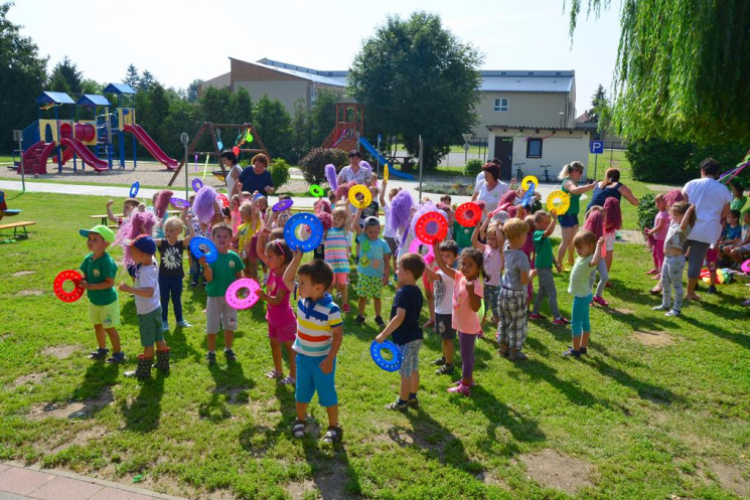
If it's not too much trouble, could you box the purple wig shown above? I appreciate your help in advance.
[584,209,605,239]
[603,197,622,233]
[193,186,218,224]
[154,190,174,218]
[325,164,338,192]
[116,211,157,267]
[390,189,414,232]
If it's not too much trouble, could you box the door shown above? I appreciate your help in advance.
[493,137,513,180]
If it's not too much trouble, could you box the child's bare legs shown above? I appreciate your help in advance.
[572,334,582,351]
[283,341,296,378]
[270,338,284,374]
[143,340,166,359]
[374,298,382,317]
[580,332,590,349]
[442,339,455,365]
[337,283,348,305]
[325,404,339,428]
[224,331,234,350]
[400,372,418,401]
[94,324,107,349]
[358,297,367,316]
[296,402,308,422]
[207,333,217,351]
[104,327,121,352]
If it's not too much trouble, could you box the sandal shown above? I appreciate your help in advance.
[292,419,306,438]
[279,375,296,386]
[266,369,282,379]
[322,425,343,444]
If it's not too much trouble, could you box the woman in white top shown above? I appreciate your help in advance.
[471,162,509,216]
[221,151,244,198]
[337,150,372,187]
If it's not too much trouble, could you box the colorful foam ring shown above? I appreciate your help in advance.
[415,212,449,245]
[53,269,84,303]
[522,175,539,190]
[309,184,325,197]
[217,193,230,208]
[741,259,750,274]
[370,340,402,372]
[348,185,372,209]
[454,202,482,227]
[192,178,203,192]
[170,197,190,208]
[189,236,218,264]
[284,212,324,253]
[383,163,389,182]
[546,190,571,215]
[129,182,139,198]
[225,278,261,310]
[272,198,294,212]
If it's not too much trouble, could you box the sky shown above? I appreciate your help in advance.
[8,0,622,115]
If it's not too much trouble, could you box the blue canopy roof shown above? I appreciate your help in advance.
[36,91,75,105]
[103,83,136,95]
[77,94,111,106]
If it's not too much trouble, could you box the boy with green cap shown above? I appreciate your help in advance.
[79,224,124,363]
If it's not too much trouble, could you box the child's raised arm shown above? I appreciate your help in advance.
[183,212,195,245]
[680,205,696,232]
[106,200,118,224]
[352,206,365,235]
[543,210,558,238]
[256,221,271,266]
[432,242,457,280]
[590,238,605,267]
[424,265,441,283]
[379,180,388,207]
[282,250,303,293]
[472,220,488,252]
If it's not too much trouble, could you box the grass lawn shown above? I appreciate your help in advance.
[2,193,750,499]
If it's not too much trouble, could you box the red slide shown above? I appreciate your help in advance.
[60,138,109,172]
[124,124,178,170]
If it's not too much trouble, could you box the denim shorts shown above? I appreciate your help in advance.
[398,340,422,377]
[558,214,579,228]
[295,353,338,407]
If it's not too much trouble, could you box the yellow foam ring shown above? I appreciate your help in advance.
[349,185,372,209]
[522,175,539,190]
[546,190,571,215]
[383,163,389,182]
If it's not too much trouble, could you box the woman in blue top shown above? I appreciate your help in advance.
[586,168,639,211]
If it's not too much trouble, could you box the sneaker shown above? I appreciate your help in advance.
[385,399,409,411]
[177,320,192,328]
[562,347,581,358]
[435,363,454,375]
[652,305,668,311]
[408,397,419,409]
[432,357,446,366]
[665,310,681,317]
[528,313,544,320]
[355,315,365,324]
[741,299,750,306]
[224,349,237,361]
[162,321,170,332]
[375,316,386,327]
[88,347,109,360]
[553,317,569,325]
[646,268,658,275]
[452,379,475,387]
[580,347,588,355]
[447,383,471,396]
[605,281,614,288]
[509,350,528,361]
[206,351,217,365]
[107,351,125,364]
[342,304,351,313]
[592,296,609,307]
[707,285,717,294]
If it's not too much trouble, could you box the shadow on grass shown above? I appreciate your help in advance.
[583,356,686,406]
[71,361,119,419]
[120,372,165,432]
[199,361,255,423]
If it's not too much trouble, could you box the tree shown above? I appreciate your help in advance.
[139,70,156,91]
[81,79,102,95]
[48,56,83,96]
[229,87,253,124]
[254,94,292,161]
[187,79,204,103]
[587,84,607,123]
[349,11,482,169]
[309,89,338,147]
[123,64,139,90]
[567,1,750,145]
[290,98,312,162]
[0,1,48,152]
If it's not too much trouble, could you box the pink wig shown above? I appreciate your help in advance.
[335,180,355,201]
[193,186,218,224]
[664,189,684,207]
[584,209,605,239]
[314,198,332,215]
[318,212,333,232]
[325,164,338,192]
[498,191,517,210]
[475,200,486,212]
[603,197,622,233]
[117,211,156,267]
[155,190,174,218]
[506,205,519,218]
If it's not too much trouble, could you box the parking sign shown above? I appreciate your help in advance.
[590,141,604,155]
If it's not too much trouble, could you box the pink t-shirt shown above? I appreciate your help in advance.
[483,247,502,287]
[654,210,669,241]
[266,269,296,327]
[452,271,484,334]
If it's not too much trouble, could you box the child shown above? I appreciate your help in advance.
[453,216,476,255]
[564,231,604,358]
[106,198,140,228]
[118,236,170,379]
[200,223,245,364]
[284,255,344,444]
[425,240,459,375]
[154,213,195,331]
[497,218,534,361]
[653,203,696,316]
[729,179,747,212]
[380,182,402,279]
[256,225,297,385]
[433,244,484,396]
[471,216,503,326]
[644,194,669,278]
[728,210,750,266]
[583,208,610,307]
[704,210,740,293]
[376,253,425,411]
[229,194,242,233]
[325,206,356,313]
[248,194,269,281]
[153,190,174,239]
[530,210,568,324]
[79,225,124,363]
[274,194,293,229]
[187,194,206,287]
[234,202,258,278]
[353,211,392,326]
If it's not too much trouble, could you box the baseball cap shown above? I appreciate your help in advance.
[125,234,157,255]
[79,225,115,244]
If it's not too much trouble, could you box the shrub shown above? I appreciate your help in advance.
[637,192,659,231]
[463,158,484,178]
[269,158,291,189]
[627,139,692,185]
[298,148,349,185]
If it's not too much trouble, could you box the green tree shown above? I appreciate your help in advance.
[290,98,312,162]
[254,94,292,161]
[309,89,338,147]
[200,86,233,124]
[567,1,750,145]
[123,64,139,90]
[229,86,253,124]
[139,70,156,91]
[187,79,204,103]
[81,79,102,95]
[0,1,48,152]
[349,11,482,169]
[48,56,83,96]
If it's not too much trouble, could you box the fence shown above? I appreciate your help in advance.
[587,141,631,181]
[436,138,490,167]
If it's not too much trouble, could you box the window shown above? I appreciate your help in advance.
[493,98,508,112]
[526,139,543,158]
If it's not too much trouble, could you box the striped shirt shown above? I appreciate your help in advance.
[293,293,343,357]
[324,227,350,273]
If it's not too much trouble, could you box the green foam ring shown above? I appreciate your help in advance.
[309,184,325,197]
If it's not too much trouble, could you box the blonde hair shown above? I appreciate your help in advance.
[534,210,550,223]
[239,202,253,216]
[558,161,585,180]
[164,218,184,232]
[574,230,596,250]
[503,218,529,239]
[654,193,665,204]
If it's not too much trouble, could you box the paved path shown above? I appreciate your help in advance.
[0,462,186,500]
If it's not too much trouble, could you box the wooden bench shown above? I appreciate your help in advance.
[90,210,182,226]
[0,221,35,239]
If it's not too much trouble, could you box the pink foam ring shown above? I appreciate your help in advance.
[225,278,261,310]
[741,259,750,274]
[408,236,435,261]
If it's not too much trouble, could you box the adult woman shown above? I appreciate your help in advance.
[681,158,732,300]
[586,168,639,211]
[221,151,243,198]
[471,162,509,215]
[337,150,372,186]
[238,154,274,196]
[556,161,596,268]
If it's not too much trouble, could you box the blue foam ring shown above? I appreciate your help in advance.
[284,212,324,253]
[189,236,218,264]
[370,340,402,372]
[129,182,139,198]
[192,178,203,192]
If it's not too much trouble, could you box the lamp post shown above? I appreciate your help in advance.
[181,133,189,199]
[13,130,25,193]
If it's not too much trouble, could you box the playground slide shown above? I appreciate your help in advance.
[60,138,109,172]
[19,141,55,175]
[358,137,414,181]
[54,144,75,165]
[124,124,178,170]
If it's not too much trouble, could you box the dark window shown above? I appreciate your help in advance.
[526,139,543,158]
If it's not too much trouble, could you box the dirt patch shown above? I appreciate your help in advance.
[521,449,593,495]
[633,330,675,347]
[707,460,750,498]
[8,372,47,391]
[15,289,44,296]
[287,478,316,499]
[213,385,250,405]
[647,184,678,193]
[50,425,108,454]
[475,470,510,490]
[11,271,35,277]
[612,308,636,315]
[29,386,114,420]
[41,344,79,359]
[618,230,645,244]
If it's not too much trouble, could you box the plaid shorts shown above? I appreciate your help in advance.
[496,288,528,350]
[398,340,422,377]
[355,274,383,299]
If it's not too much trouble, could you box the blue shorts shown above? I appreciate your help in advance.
[295,353,338,407]
[559,214,579,228]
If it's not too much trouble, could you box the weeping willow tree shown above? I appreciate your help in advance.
[568,1,750,145]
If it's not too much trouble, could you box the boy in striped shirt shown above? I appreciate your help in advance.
[283,252,344,444]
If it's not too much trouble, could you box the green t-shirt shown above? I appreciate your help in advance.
[561,177,581,216]
[533,230,554,269]
[206,251,245,297]
[568,255,593,297]
[453,221,474,250]
[79,252,118,306]
[730,195,747,212]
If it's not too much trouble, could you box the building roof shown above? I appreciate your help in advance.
[36,91,75,105]
[486,124,591,132]
[77,94,111,107]
[253,58,346,87]
[103,83,136,95]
